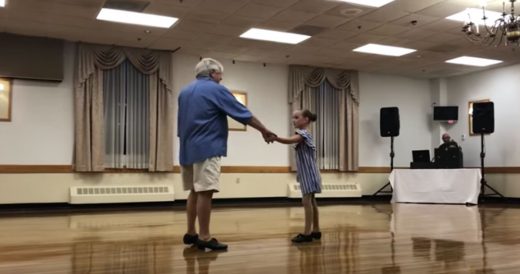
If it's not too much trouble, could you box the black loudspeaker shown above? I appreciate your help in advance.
[380,107,400,137]
[472,102,494,134]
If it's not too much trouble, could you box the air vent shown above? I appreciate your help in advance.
[103,0,150,12]
[291,25,327,36]
[340,8,364,17]
[287,183,362,198]
[69,185,174,204]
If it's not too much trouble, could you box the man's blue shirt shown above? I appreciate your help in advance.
[178,76,252,165]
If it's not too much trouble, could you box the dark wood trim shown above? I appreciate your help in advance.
[0,165,290,174]
[1,165,520,174]
[357,167,390,173]
[220,166,291,173]
[482,167,520,174]
[103,168,155,173]
[357,167,404,173]
[0,165,73,173]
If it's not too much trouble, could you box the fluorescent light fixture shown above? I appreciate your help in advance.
[239,28,310,44]
[0,83,4,92]
[337,0,394,8]
[0,0,5,7]
[446,8,503,26]
[445,56,502,67]
[353,43,416,57]
[96,8,178,28]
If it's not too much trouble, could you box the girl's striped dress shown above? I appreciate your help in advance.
[294,129,322,195]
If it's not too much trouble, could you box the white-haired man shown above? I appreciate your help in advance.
[178,58,276,251]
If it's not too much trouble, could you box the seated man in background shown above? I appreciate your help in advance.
[438,133,459,151]
[435,133,463,168]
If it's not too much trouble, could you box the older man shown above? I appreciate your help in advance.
[439,133,459,151]
[435,133,463,168]
[178,58,275,251]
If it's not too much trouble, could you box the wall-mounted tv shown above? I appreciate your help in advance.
[433,106,458,121]
[0,33,64,82]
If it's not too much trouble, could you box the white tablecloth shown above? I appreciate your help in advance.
[389,169,481,204]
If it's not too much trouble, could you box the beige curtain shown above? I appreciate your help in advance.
[74,43,173,172]
[288,65,359,172]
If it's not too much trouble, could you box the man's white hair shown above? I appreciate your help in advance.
[195,58,224,76]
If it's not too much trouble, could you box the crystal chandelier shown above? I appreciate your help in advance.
[462,0,520,46]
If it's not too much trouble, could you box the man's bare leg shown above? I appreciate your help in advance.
[186,190,198,235]
[197,191,214,241]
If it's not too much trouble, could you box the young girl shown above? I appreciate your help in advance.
[274,109,322,243]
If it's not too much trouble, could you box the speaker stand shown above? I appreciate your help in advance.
[373,136,395,196]
[479,133,504,200]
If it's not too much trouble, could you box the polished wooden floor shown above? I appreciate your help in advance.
[0,203,519,274]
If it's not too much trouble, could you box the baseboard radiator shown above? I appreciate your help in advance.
[69,185,175,204]
[287,183,362,198]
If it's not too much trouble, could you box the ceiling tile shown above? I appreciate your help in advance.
[257,20,302,31]
[270,9,319,23]
[396,0,447,13]
[221,15,263,28]
[233,3,283,20]
[390,13,439,27]
[369,24,410,36]
[360,1,410,23]
[416,1,472,18]
[290,0,341,13]
[198,0,249,13]
[2,0,520,78]
[336,19,383,32]
[250,0,299,8]
[304,14,351,28]
[314,29,358,40]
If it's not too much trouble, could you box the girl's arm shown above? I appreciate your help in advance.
[275,134,303,145]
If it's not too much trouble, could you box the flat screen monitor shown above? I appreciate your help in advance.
[412,150,430,163]
[434,106,458,121]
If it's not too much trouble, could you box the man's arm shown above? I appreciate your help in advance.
[248,116,276,143]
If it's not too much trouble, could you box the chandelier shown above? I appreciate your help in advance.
[462,0,520,46]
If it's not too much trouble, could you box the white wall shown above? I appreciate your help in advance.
[358,72,433,167]
[171,54,290,166]
[18,42,520,202]
[0,45,438,169]
[0,43,74,164]
[0,46,290,166]
[446,64,520,167]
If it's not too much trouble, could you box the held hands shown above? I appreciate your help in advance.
[262,129,277,144]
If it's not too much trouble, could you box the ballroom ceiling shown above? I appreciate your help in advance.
[1,0,519,78]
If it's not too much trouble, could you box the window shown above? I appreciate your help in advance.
[302,80,342,170]
[103,60,149,169]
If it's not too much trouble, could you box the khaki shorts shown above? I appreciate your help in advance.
[181,157,221,192]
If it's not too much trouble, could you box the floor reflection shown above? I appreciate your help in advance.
[391,203,481,273]
[182,246,221,274]
[1,204,520,273]
[72,237,175,274]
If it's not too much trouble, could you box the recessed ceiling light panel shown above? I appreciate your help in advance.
[96,8,178,28]
[239,28,310,44]
[445,56,502,67]
[353,43,416,56]
[336,0,394,8]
